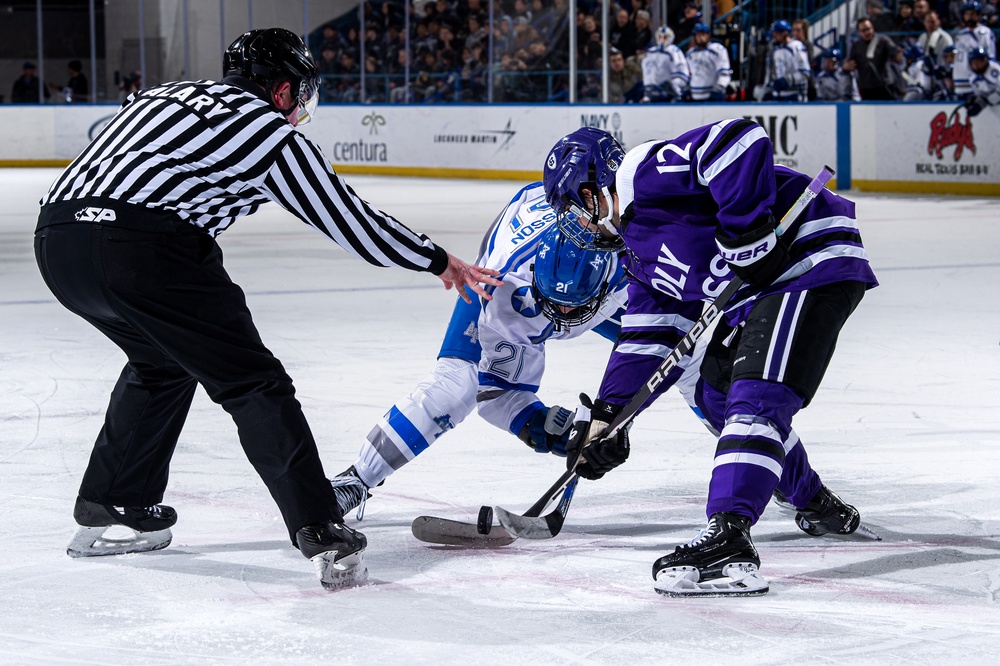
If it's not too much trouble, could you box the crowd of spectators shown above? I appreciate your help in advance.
[306,0,999,104]
[313,0,743,103]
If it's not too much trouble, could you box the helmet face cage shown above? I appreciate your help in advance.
[224,28,321,125]
[532,225,614,328]
[543,127,626,252]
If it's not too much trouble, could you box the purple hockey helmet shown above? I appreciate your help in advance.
[542,127,626,251]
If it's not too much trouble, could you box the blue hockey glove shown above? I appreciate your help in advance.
[716,214,791,287]
[771,77,790,92]
[518,405,573,456]
[565,394,630,480]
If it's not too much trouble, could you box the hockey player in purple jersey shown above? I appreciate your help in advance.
[543,123,878,596]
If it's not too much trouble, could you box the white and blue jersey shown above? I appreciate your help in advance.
[642,44,691,100]
[765,39,811,101]
[351,183,629,489]
[970,59,1000,109]
[953,26,996,96]
[686,42,732,101]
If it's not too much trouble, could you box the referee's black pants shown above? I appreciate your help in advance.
[34,221,341,543]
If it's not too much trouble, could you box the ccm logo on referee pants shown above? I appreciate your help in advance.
[74,207,117,222]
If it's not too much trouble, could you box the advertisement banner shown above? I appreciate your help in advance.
[853,103,1000,194]
[300,104,837,183]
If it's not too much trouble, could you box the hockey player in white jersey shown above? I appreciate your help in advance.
[966,48,1000,116]
[756,19,811,102]
[326,178,631,518]
[902,44,938,100]
[814,49,859,101]
[952,2,996,98]
[641,26,691,103]
[685,22,732,101]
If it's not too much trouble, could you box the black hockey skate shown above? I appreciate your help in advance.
[794,485,867,537]
[330,466,372,521]
[652,512,769,597]
[297,521,368,590]
[66,496,177,558]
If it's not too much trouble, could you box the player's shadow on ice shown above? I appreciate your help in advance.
[763,527,1000,580]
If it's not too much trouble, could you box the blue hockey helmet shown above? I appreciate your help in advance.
[943,45,957,55]
[770,19,792,35]
[969,47,990,62]
[693,22,711,34]
[823,47,843,61]
[532,225,614,327]
[962,1,982,14]
[543,127,626,251]
[904,44,925,61]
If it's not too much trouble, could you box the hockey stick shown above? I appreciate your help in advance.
[411,474,579,546]
[496,165,836,539]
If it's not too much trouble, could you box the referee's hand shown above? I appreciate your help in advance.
[437,253,502,303]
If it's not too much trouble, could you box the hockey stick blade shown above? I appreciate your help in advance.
[495,476,579,539]
[410,516,516,547]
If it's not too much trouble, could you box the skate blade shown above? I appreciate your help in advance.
[852,523,882,541]
[66,525,172,558]
[312,550,368,590]
[653,563,769,597]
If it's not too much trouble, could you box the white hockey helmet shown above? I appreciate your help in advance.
[655,26,675,47]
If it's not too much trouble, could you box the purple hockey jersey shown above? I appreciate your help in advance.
[600,118,878,407]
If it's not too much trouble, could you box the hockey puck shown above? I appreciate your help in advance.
[477,505,494,535]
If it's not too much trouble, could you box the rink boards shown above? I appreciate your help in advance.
[1,101,998,195]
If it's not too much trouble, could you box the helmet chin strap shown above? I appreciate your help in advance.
[591,187,619,239]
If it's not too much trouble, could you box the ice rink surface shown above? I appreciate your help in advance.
[2,169,1000,665]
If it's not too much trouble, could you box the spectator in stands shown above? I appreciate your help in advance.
[62,60,89,103]
[465,12,488,50]
[10,62,50,103]
[843,17,904,100]
[675,1,701,44]
[629,10,654,56]
[320,23,347,55]
[608,47,644,102]
[364,54,386,102]
[439,23,459,51]
[866,0,897,34]
[815,48,859,100]
[318,44,340,102]
[792,18,822,63]
[579,13,603,70]
[895,1,924,36]
[336,50,361,102]
[610,8,632,54]
[918,10,954,64]
[460,44,486,101]
[913,0,931,22]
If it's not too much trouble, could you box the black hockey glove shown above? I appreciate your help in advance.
[715,214,790,288]
[965,95,987,118]
[565,394,630,480]
[518,405,573,457]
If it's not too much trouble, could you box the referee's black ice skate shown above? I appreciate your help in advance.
[330,466,372,521]
[652,512,769,597]
[297,521,368,590]
[66,496,177,558]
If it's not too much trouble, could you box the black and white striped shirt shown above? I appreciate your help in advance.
[41,77,446,273]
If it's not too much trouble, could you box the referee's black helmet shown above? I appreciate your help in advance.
[224,28,320,124]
